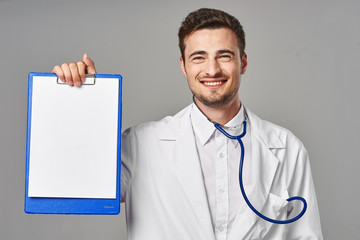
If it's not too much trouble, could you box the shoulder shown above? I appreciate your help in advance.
[246,107,307,152]
[122,104,192,139]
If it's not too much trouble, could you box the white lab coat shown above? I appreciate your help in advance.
[121,104,323,240]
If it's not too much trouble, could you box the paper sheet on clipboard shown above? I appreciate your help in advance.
[28,75,119,199]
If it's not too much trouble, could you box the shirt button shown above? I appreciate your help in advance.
[219,227,224,232]
[219,152,224,158]
[219,189,225,194]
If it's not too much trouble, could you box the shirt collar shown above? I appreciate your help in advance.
[190,102,245,146]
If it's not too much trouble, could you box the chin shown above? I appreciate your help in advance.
[197,96,231,108]
[195,89,239,108]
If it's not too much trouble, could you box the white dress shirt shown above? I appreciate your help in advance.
[190,103,252,240]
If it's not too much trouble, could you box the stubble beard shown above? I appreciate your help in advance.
[192,87,239,108]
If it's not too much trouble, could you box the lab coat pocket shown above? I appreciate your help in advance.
[267,191,289,215]
[248,190,289,240]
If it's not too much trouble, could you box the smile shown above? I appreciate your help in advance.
[203,81,223,86]
[200,79,227,88]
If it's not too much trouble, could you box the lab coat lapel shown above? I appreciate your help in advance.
[158,106,215,240]
[229,108,284,239]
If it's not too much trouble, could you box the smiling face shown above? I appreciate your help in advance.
[180,28,247,108]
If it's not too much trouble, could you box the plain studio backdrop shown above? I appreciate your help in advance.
[1,0,359,239]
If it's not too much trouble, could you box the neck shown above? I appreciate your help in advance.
[194,97,241,126]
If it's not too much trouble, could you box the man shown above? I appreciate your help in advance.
[53,8,323,240]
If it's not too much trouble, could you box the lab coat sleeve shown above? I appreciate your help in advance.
[286,147,323,239]
[121,127,138,202]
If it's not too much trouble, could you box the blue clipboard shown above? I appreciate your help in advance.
[25,72,122,214]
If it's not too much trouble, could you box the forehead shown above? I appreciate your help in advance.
[184,28,239,55]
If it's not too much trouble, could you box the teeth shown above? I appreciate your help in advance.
[203,81,223,86]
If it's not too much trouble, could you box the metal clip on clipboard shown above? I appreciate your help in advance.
[56,74,96,85]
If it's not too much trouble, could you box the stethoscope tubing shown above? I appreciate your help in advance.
[214,121,307,224]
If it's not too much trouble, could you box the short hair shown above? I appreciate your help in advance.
[178,8,246,60]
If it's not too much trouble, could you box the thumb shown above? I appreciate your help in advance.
[83,53,97,74]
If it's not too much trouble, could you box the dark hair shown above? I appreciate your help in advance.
[178,8,246,60]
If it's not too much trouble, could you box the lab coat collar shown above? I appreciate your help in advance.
[158,104,285,239]
[245,107,285,149]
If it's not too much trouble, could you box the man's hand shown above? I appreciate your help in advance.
[52,53,97,87]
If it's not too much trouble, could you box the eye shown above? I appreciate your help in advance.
[218,55,232,61]
[192,56,205,63]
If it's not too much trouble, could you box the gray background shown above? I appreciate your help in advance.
[1,0,359,239]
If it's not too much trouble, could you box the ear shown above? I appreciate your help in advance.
[180,56,187,78]
[240,53,248,74]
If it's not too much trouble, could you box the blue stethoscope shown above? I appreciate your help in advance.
[214,121,307,224]
[193,98,307,224]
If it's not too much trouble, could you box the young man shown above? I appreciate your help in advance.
[53,8,323,240]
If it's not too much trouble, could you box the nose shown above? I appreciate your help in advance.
[204,58,221,76]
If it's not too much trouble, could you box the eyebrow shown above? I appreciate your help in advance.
[188,49,236,59]
[188,50,207,59]
[216,49,236,56]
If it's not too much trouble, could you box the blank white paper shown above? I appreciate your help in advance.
[28,76,119,199]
